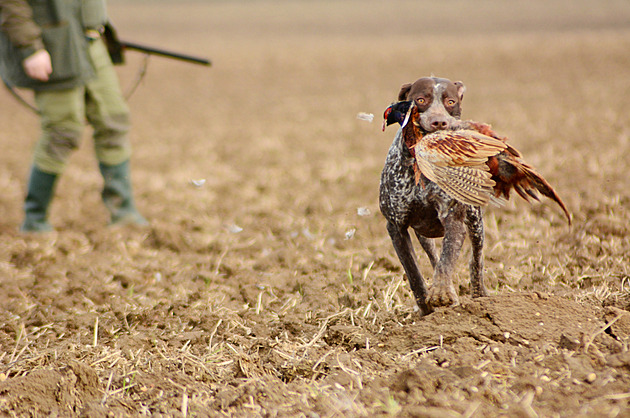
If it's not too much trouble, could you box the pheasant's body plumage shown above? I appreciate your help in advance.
[401,106,571,223]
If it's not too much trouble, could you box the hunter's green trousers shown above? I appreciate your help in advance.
[33,38,131,174]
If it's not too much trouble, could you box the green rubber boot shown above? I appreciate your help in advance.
[20,166,58,233]
[99,160,148,227]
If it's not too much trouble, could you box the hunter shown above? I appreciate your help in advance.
[0,0,146,232]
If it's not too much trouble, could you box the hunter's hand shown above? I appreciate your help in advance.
[23,49,53,81]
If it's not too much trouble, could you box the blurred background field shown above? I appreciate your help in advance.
[1,1,630,416]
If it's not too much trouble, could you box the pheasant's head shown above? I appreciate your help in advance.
[382,100,412,131]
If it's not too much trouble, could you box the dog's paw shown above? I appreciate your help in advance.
[427,281,459,308]
[471,285,489,298]
[415,300,433,317]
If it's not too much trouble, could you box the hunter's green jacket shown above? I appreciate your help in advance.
[0,0,107,90]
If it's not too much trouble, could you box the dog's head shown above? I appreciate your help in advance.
[397,77,465,133]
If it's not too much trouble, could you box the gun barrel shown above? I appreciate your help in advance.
[120,41,211,66]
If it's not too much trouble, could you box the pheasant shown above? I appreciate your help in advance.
[382,100,412,131]
[385,101,571,224]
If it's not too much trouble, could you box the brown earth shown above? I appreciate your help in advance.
[1,1,630,416]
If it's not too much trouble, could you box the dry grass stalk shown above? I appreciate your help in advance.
[207,318,223,350]
[299,308,352,349]
[382,276,405,312]
[93,316,99,347]
[181,390,189,418]
[335,353,363,390]
[402,345,440,360]
[101,371,114,405]
[583,312,626,355]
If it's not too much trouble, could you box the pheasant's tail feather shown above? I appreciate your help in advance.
[514,184,535,203]
[525,170,571,225]
[492,151,571,224]
[506,144,522,158]
[509,162,571,225]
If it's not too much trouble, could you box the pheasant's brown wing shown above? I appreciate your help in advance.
[413,130,507,206]
[427,164,498,206]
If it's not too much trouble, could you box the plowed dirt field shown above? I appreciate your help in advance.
[1,1,630,416]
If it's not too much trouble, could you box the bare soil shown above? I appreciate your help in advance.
[1,1,630,416]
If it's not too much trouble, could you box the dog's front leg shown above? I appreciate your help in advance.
[427,209,466,308]
[465,206,488,298]
[386,222,432,315]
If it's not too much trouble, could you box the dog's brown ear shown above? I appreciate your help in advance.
[454,81,466,101]
[398,83,412,101]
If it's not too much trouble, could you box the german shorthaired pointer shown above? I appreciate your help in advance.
[379,76,570,316]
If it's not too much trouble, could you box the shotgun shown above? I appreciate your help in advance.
[103,23,211,66]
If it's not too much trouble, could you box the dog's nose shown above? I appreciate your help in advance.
[431,119,449,130]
